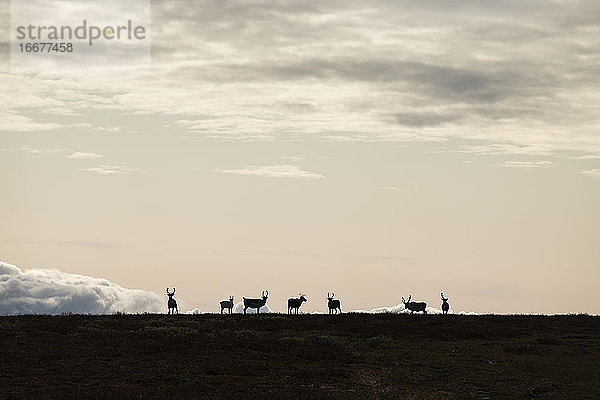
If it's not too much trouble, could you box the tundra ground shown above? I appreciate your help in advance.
[1,314,598,399]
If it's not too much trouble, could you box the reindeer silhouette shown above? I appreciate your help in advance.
[166,287,178,314]
[220,296,234,314]
[327,292,341,314]
[402,295,427,314]
[441,292,449,315]
[243,290,269,314]
[287,294,307,314]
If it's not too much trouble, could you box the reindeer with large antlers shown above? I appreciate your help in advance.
[166,288,178,314]
[402,295,427,314]
[220,296,234,314]
[287,294,307,314]
[242,290,269,314]
[441,293,449,315]
[327,292,341,314]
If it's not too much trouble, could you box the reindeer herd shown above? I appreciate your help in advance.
[165,288,452,315]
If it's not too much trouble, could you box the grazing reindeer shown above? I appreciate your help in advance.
[243,290,269,314]
[287,294,307,314]
[220,296,234,314]
[441,293,449,315]
[327,292,341,314]
[166,287,178,314]
[402,295,427,314]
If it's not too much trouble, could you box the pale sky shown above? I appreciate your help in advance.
[1,0,599,314]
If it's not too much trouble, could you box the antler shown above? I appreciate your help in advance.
[172,287,176,295]
[265,290,268,296]
[408,295,411,302]
[402,296,405,303]
[327,292,330,298]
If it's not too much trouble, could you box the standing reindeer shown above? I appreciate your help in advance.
[243,290,269,314]
[287,294,307,314]
[220,296,234,314]
[402,295,427,314]
[441,293,449,315]
[327,292,342,314]
[166,287,178,314]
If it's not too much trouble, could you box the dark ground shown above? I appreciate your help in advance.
[0,314,598,399]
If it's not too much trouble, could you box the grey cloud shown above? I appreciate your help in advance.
[393,111,462,128]
[4,0,600,156]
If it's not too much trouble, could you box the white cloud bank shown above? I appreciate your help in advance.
[0,261,163,315]
[351,303,477,315]
[217,165,325,180]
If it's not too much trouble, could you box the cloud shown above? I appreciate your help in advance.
[0,261,163,315]
[351,303,477,315]
[0,113,62,132]
[576,154,600,160]
[379,186,406,191]
[281,155,309,161]
[2,0,600,158]
[501,160,555,168]
[66,152,103,160]
[217,165,325,180]
[580,168,600,177]
[82,165,139,175]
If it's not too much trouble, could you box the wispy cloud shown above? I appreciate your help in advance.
[379,186,406,191]
[82,165,139,175]
[501,161,555,168]
[12,146,67,159]
[580,168,600,177]
[216,165,325,180]
[67,152,103,160]
[281,155,309,162]
[0,114,62,133]
[19,146,42,155]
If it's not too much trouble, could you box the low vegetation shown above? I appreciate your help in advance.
[2,314,599,398]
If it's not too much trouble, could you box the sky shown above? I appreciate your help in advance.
[1,0,599,314]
